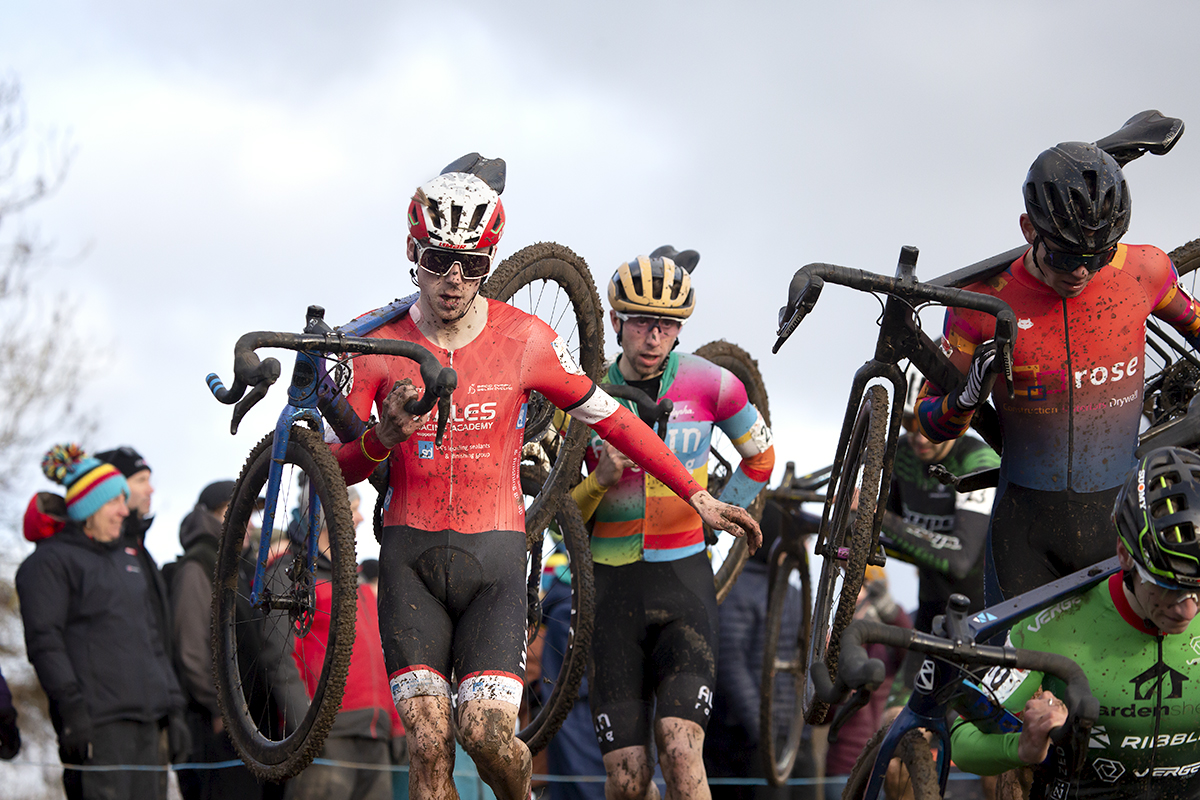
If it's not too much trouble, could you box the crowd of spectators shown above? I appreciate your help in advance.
[9,443,406,800]
[8,439,981,799]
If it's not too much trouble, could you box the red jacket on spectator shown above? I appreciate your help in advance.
[292,577,403,739]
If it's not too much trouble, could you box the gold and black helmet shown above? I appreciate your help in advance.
[608,245,699,319]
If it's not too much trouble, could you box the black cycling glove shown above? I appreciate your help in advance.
[56,703,92,765]
[952,341,999,412]
[58,727,91,765]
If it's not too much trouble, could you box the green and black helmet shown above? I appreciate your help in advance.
[1113,447,1200,590]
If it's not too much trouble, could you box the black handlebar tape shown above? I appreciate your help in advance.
[774,263,1017,356]
[835,620,1098,743]
[838,622,910,693]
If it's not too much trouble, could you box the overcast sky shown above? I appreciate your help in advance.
[4,1,1200,611]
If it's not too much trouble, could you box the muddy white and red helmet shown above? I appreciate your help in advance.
[407,162,506,251]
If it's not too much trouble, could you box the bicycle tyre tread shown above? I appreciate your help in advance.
[213,426,357,781]
[482,241,603,539]
[695,340,771,603]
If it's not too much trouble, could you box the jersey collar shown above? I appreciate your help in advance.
[1109,572,1166,637]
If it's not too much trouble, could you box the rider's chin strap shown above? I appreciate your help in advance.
[410,268,419,287]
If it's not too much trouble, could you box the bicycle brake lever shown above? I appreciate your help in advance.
[1000,340,1015,400]
[435,393,451,448]
[827,687,873,745]
[927,464,960,489]
[431,365,458,447]
[230,382,271,435]
[773,271,824,354]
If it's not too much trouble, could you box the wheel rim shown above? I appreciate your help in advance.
[481,243,603,540]
[803,385,883,724]
[215,427,357,780]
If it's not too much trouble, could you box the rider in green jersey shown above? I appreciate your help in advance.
[950,447,1200,799]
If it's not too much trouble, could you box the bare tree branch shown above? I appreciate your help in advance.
[0,76,95,520]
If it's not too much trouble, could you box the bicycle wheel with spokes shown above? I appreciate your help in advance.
[694,340,771,603]
[804,383,887,726]
[213,425,358,781]
[759,534,812,786]
[1144,238,1200,428]
[518,466,595,755]
[482,242,605,539]
[840,720,940,800]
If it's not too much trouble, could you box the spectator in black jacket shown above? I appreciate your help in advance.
[17,444,189,800]
[169,480,265,800]
[0,664,19,760]
[96,446,174,663]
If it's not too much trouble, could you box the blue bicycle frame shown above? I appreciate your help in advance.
[206,295,456,612]
[824,556,1117,798]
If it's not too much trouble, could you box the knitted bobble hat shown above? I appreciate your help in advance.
[42,443,129,522]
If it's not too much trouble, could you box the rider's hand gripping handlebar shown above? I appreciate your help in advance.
[207,322,458,447]
[812,618,1099,748]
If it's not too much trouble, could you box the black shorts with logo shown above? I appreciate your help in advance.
[377,526,528,706]
[589,550,718,753]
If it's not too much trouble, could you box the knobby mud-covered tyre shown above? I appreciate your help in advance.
[840,721,940,800]
[694,340,771,603]
[759,544,813,786]
[1142,237,1200,428]
[518,467,595,755]
[803,384,887,726]
[213,425,358,781]
[995,767,1033,800]
[482,242,605,540]
[1170,238,1200,278]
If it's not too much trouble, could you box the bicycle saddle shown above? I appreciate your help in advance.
[931,110,1184,289]
[1094,110,1184,166]
[649,245,701,273]
[440,152,507,194]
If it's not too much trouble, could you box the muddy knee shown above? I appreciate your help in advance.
[458,704,516,765]
[604,751,655,800]
[406,724,455,773]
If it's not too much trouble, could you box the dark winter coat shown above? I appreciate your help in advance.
[169,506,222,717]
[119,511,177,688]
[15,522,184,735]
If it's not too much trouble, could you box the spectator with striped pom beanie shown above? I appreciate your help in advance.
[17,443,189,800]
[41,444,130,537]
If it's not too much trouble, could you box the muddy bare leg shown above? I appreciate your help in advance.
[654,717,709,800]
[457,698,531,800]
[399,696,460,800]
[602,746,660,800]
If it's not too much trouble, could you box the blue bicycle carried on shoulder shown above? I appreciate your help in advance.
[206,301,456,781]
[811,557,1116,799]
[205,242,607,780]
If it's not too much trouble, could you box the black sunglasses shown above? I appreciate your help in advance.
[1036,237,1117,275]
[416,244,493,279]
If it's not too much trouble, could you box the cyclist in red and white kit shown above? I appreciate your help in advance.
[328,154,761,800]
